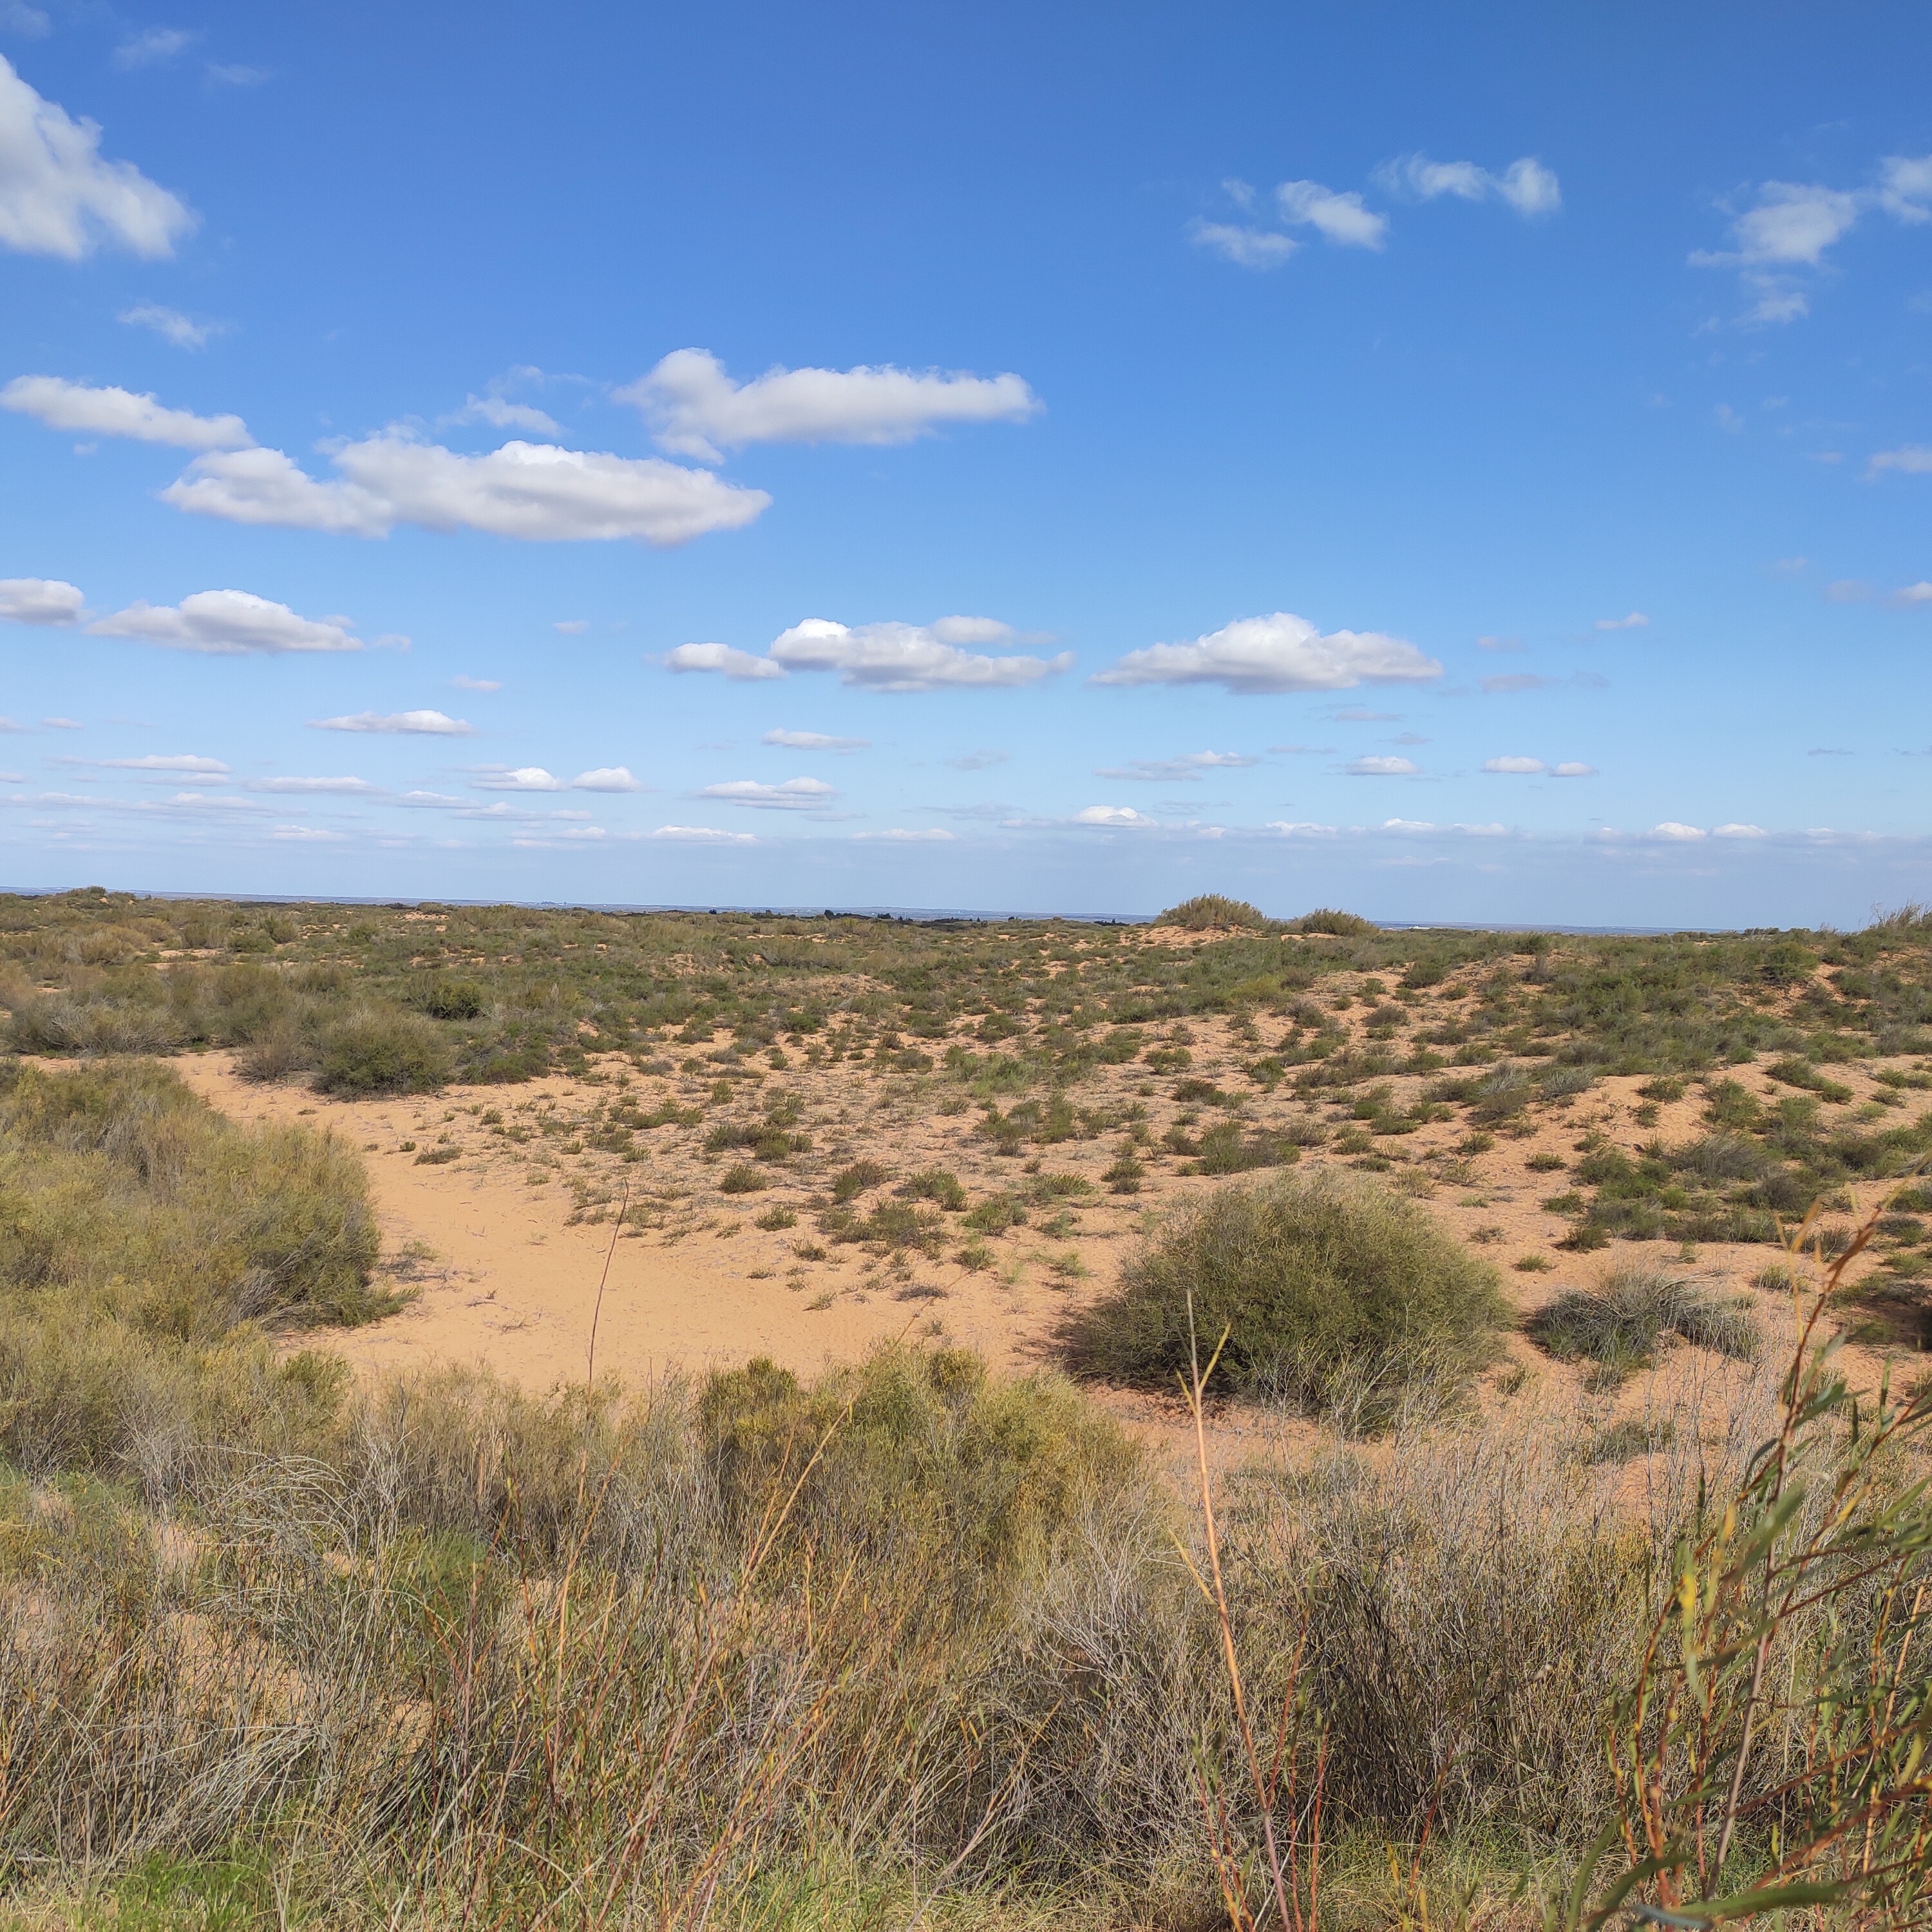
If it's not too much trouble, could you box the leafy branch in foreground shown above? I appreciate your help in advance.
[1566,1186,1932,1930]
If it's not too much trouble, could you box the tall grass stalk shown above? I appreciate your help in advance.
[1178,1294,1326,1932]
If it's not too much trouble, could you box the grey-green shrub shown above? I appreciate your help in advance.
[315,1009,454,1095]
[1528,1264,1759,1379]
[1063,1170,1508,1426]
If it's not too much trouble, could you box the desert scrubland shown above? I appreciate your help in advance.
[0,887,1928,1929]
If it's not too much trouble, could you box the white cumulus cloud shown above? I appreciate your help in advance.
[0,55,193,258]
[2,374,249,448]
[652,824,754,844]
[1348,755,1421,776]
[1188,220,1298,268]
[113,28,194,70]
[444,394,563,436]
[1095,750,1258,781]
[1552,761,1596,777]
[620,348,1040,462]
[1714,822,1768,838]
[762,617,1071,692]
[244,775,378,795]
[312,709,471,735]
[1651,822,1707,840]
[1868,446,1932,478]
[696,777,838,811]
[1482,755,1545,774]
[1695,182,1862,270]
[1378,154,1560,216]
[88,589,361,654]
[762,728,869,752]
[72,752,226,773]
[161,434,770,545]
[573,766,643,791]
[0,576,82,625]
[118,301,222,349]
[472,766,564,792]
[666,641,786,681]
[1073,805,1157,827]
[1595,611,1649,631]
[1092,611,1441,694]
[1692,160,1932,324]
[1275,180,1387,247]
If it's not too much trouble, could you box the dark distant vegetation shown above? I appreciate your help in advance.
[2,889,1931,1258]
[1064,1169,1509,1428]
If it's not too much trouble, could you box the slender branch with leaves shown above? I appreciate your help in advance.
[1562,1189,1932,1931]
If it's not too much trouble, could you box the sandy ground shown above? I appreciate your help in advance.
[176,1053,1113,1389]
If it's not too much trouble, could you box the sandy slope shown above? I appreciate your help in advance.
[176,1054,1114,1389]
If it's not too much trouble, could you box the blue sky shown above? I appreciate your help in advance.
[1,0,1929,925]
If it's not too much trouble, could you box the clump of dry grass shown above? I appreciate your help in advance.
[0,1058,381,1338]
[1529,1263,1759,1383]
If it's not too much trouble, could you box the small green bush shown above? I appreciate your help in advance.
[1529,1265,1760,1379]
[1193,1119,1296,1175]
[1063,1170,1508,1427]
[830,1159,890,1202]
[420,976,488,1019]
[895,1168,967,1210]
[719,1163,768,1194]
[0,1061,380,1317]
[316,1010,454,1095]
[1291,908,1377,936]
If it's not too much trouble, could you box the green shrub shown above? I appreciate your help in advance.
[719,1162,768,1194]
[316,1010,454,1095]
[963,1194,1027,1235]
[420,976,488,1019]
[1156,895,1269,931]
[1528,1265,1759,1379]
[1192,1119,1296,1175]
[830,1159,890,1202]
[1063,1170,1508,1426]
[895,1167,967,1210]
[1291,908,1377,935]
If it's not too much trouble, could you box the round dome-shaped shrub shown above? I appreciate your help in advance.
[1065,1169,1507,1428]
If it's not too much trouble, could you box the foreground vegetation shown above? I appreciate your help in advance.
[0,1048,1926,1928]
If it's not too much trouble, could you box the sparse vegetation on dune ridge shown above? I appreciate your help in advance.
[4,889,1932,1261]
[0,1055,1925,1927]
